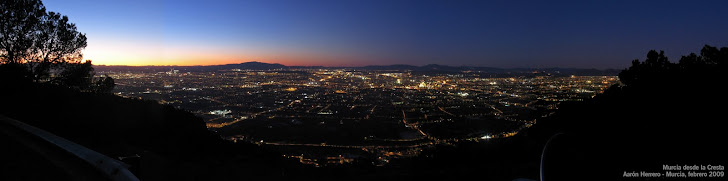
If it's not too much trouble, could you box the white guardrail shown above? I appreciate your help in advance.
[0,115,139,181]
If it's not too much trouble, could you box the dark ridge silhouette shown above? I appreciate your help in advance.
[0,80,294,180]
[392,45,727,181]
[358,64,420,70]
[531,47,726,181]
[212,61,287,70]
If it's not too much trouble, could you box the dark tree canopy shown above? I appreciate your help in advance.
[1,0,110,92]
[1,0,87,78]
[94,75,115,93]
[0,0,46,64]
[618,45,726,87]
[54,60,93,89]
[29,10,88,81]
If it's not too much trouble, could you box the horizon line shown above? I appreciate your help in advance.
[92,61,623,70]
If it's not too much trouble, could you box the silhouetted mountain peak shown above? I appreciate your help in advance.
[218,62,286,70]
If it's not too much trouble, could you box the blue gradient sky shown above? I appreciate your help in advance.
[43,0,728,69]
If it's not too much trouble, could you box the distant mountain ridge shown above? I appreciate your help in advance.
[94,61,620,76]
[215,61,287,70]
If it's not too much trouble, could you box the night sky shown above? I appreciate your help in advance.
[43,0,728,69]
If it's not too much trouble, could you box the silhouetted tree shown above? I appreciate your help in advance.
[678,53,702,67]
[94,74,115,93]
[29,11,88,82]
[678,45,727,69]
[0,0,45,64]
[54,60,93,90]
[617,50,673,87]
[49,60,116,93]
[619,45,727,88]
[699,45,727,65]
[1,0,87,82]
[0,62,32,84]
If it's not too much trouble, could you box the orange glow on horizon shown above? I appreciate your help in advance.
[81,35,379,67]
[92,59,367,67]
[93,59,285,66]
[82,38,376,67]
[86,50,370,67]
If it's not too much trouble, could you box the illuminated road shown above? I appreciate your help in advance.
[259,140,433,149]
[401,110,436,141]
[438,106,455,116]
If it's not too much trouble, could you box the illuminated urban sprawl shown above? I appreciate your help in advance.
[102,68,618,166]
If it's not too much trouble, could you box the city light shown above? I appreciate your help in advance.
[103,67,618,166]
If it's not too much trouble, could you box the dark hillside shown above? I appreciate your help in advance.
[392,45,728,181]
[0,76,289,180]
